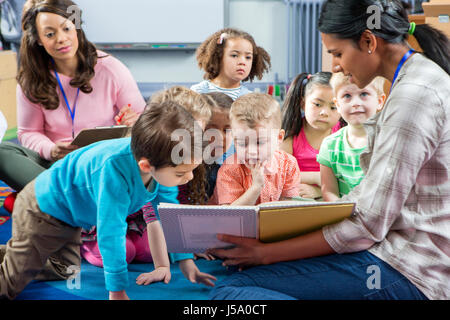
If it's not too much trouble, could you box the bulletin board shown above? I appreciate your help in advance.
[75,0,225,50]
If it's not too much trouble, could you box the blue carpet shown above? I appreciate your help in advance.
[0,212,230,300]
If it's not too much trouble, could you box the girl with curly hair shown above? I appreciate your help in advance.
[191,28,271,100]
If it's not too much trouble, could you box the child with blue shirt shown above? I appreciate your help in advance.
[0,101,215,300]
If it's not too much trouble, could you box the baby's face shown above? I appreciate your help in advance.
[335,84,384,126]
[231,120,284,169]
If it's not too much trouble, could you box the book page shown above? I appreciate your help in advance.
[178,215,244,249]
[158,203,257,252]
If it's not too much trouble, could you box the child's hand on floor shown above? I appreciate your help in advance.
[179,259,217,287]
[136,266,171,285]
[298,183,322,199]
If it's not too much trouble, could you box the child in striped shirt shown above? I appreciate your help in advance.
[318,73,386,201]
[191,28,271,101]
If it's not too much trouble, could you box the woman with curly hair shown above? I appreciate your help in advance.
[191,28,271,100]
[0,0,145,194]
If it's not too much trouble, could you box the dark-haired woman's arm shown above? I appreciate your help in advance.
[207,229,335,268]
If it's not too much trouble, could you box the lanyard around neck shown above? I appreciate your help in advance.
[390,49,415,91]
[53,69,80,139]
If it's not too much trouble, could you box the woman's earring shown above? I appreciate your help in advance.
[368,50,372,54]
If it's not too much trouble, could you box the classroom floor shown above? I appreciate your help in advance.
[0,206,230,300]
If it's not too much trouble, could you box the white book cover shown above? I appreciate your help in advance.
[158,203,258,253]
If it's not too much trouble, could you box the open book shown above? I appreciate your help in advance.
[158,200,355,253]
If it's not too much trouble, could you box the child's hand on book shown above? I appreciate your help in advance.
[136,266,171,285]
[179,259,217,287]
[298,183,322,199]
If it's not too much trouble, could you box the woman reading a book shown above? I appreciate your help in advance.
[207,0,450,300]
[0,0,145,193]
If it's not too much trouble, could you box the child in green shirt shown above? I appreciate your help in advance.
[318,73,386,201]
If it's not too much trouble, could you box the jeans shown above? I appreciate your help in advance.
[209,251,428,300]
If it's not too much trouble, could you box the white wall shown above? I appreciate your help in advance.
[110,0,287,84]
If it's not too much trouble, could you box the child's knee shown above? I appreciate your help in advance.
[125,236,136,263]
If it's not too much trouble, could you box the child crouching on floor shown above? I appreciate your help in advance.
[0,101,215,300]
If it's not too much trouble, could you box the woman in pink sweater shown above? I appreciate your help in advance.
[0,0,146,192]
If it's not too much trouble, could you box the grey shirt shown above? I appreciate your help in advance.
[323,53,450,300]
[190,80,251,100]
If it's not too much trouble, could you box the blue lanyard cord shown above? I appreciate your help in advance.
[53,69,80,139]
[390,49,415,91]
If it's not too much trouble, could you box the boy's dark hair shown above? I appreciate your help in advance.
[202,92,233,110]
[318,0,450,75]
[195,28,271,82]
[131,101,202,169]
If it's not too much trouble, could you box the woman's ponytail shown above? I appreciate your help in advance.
[318,0,450,75]
[413,24,450,75]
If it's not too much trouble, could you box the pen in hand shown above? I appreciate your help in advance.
[116,104,131,125]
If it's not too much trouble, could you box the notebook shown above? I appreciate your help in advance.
[71,125,130,147]
[158,200,355,253]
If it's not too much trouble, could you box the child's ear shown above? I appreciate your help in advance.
[138,158,154,173]
[278,129,285,144]
[333,97,342,114]
[377,94,387,111]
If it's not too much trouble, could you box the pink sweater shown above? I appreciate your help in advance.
[17,51,146,160]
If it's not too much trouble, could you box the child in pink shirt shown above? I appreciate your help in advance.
[281,72,342,199]
[212,93,301,206]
